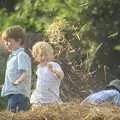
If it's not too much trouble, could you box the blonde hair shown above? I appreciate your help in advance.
[32,41,54,62]
[2,25,26,45]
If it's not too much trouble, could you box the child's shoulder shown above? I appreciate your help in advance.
[17,50,30,59]
[48,61,60,66]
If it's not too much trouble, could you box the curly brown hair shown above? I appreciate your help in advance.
[2,25,26,45]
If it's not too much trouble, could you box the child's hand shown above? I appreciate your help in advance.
[47,63,63,80]
[47,63,57,76]
[47,63,54,72]
[12,72,27,85]
[12,80,20,85]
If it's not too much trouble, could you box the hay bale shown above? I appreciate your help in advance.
[0,103,120,120]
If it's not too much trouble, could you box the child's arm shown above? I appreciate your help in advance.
[12,52,30,85]
[48,63,64,80]
[52,69,64,80]
[114,94,120,107]
[12,71,27,85]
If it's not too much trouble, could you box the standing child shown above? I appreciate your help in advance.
[30,41,64,109]
[1,25,31,112]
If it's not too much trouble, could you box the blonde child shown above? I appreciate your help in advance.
[30,41,64,109]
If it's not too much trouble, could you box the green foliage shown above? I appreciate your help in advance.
[80,0,120,42]
[77,0,120,90]
[0,47,7,110]
[0,47,7,84]
[0,0,88,32]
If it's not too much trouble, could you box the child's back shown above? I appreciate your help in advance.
[81,79,120,107]
[82,89,119,104]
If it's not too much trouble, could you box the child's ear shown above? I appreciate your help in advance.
[18,38,23,45]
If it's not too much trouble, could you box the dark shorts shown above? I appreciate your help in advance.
[7,94,29,112]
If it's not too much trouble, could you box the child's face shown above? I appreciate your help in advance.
[35,55,48,64]
[3,38,22,52]
[34,53,54,64]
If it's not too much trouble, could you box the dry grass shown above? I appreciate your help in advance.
[0,103,120,120]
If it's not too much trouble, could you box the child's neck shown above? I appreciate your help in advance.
[13,45,23,51]
[40,61,49,66]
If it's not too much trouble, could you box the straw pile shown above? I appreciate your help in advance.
[0,102,120,120]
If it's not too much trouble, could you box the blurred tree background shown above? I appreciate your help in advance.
[0,0,120,108]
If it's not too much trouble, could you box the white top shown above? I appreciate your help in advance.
[30,61,63,104]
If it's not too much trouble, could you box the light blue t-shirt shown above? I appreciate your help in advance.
[1,48,31,98]
[82,89,120,107]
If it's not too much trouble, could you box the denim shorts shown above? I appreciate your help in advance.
[7,94,29,112]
